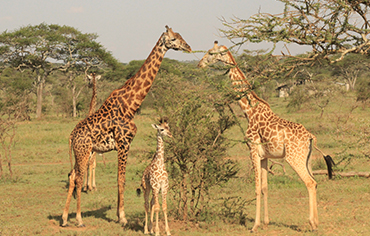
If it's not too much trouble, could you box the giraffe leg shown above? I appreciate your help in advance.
[75,158,89,227]
[162,180,171,236]
[91,154,97,191]
[75,170,85,227]
[116,123,136,226]
[150,190,160,236]
[143,186,151,234]
[251,151,262,232]
[62,169,76,226]
[150,196,155,234]
[261,158,269,226]
[285,149,318,230]
[83,165,88,192]
[116,145,129,225]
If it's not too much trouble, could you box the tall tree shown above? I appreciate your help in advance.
[0,23,117,119]
[220,0,370,74]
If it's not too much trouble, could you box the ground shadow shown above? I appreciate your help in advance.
[243,217,310,233]
[48,206,145,232]
[48,205,114,226]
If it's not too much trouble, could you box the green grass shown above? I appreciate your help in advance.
[1,100,370,235]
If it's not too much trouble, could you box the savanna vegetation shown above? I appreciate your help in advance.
[1,1,370,235]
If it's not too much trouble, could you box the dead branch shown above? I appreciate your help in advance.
[313,170,370,178]
[268,160,286,175]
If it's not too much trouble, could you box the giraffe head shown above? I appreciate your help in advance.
[161,25,192,52]
[86,73,101,88]
[152,117,173,139]
[197,41,234,68]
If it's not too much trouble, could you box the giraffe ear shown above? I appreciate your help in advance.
[87,74,93,80]
[151,124,158,130]
[95,75,101,80]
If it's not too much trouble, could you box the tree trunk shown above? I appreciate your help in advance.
[181,173,188,221]
[72,85,77,118]
[36,80,44,119]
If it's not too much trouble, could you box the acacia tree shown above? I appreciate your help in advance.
[220,0,370,74]
[0,23,117,119]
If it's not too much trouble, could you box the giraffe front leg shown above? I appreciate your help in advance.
[261,158,269,227]
[162,184,171,236]
[150,191,160,236]
[117,148,129,226]
[91,156,97,191]
[251,150,262,232]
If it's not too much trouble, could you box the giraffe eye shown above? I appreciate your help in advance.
[160,129,164,132]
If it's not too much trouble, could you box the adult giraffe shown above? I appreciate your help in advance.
[62,26,191,227]
[198,41,334,232]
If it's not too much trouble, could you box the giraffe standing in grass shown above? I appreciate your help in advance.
[62,26,191,227]
[198,41,334,232]
[83,73,101,192]
[141,117,172,236]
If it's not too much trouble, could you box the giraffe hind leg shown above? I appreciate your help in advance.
[286,148,318,230]
[62,169,76,226]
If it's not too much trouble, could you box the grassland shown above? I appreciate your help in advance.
[0,96,369,236]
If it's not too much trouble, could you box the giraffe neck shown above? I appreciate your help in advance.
[88,77,97,116]
[223,51,252,92]
[115,34,169,115]
[152,134,165,167]
[225,52,272,120]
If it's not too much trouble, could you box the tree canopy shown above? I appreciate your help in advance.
[0,23,118,119]
[221,0,370,69]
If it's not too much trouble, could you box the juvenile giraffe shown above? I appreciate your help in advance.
[198,41,334,232]
[62,26,191,227]
[141,117,172,236]
[84,73,101,192]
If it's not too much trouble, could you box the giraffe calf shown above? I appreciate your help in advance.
[141,118,172,236]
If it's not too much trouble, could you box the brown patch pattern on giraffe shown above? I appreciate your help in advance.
[198,41,334,232]
[62,26,191,228]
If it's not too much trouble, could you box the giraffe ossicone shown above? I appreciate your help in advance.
[62,26,191,228]
[198,41,334,232]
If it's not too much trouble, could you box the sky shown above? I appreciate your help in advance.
[0,0,307,63]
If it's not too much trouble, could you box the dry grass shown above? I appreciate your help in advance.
[1,99,369,235]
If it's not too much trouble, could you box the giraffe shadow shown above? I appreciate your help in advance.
[48,206,145,232]
[48,205,114,226]
[243,217,308,233]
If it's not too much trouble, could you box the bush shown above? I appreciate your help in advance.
[152,74,239,221]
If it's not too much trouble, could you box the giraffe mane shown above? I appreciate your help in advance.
[249,90,271,108]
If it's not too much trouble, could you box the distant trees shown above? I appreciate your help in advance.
[0,23,118,119]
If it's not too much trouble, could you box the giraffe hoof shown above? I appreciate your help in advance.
[77,224,86,228]
[61,223,69,227]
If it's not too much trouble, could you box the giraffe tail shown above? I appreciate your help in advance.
[311,134,335,179]
[323,155,335,179]
[136,187,142,197]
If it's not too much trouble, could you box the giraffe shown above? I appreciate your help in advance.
[141,117,172,236]
[198,41,335,232]
[61,26,191,227]
[83,73,101,192]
